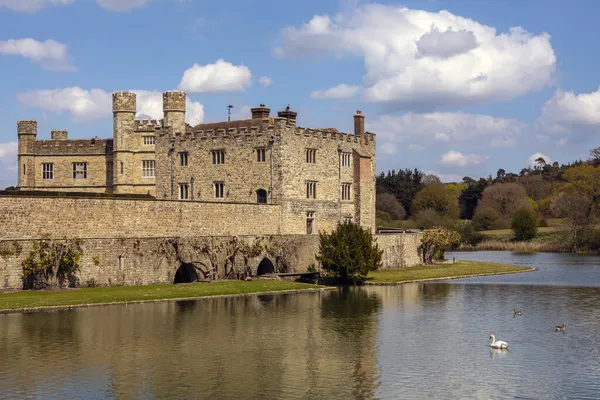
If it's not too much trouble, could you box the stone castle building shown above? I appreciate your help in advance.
[16,91,377,234]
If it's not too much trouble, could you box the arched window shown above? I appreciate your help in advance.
[256,189,267,204]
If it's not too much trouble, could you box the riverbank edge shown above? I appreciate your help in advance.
[364,267,536,286]
[0,286,337,315]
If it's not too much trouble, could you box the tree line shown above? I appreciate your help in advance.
[376,147,600,252]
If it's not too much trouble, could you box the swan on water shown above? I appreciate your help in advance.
[489,334,509,349]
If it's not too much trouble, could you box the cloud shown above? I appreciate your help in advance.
[0,142,18,188]
[96,0,148,11]
[275,4,556,110]
[178,59,252,93]
[367,111,525,149]
[422,169,465,183]
[310,83,359,99]
[230,105,252,121]
[0,0,74,12]
[534,88,600,144]
[380,142,397,154]
[408,144,425,152]
[0,39,75,71]
[17,87,205,125]
[528,152,552,168]
[258,76,272,87]
[440,150,488,167]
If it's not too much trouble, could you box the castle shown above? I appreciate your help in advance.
[16,91,377,234]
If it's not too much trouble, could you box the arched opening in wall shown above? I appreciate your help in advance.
[256,189,267,204]
[256,258,275,276]
[174,263,199,284]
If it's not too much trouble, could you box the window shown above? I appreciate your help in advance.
[23,164,26,176]
[42,163,53,180]
[179,152,188,166]
[212,150,225,165]
[178,183,189,200]
[344,216,353,223]
[256,189,267,204]
[306,211,315,235]
[341,183,352,200]
[306,149,316,164]
[143,136,155,145]
[306,181,317,199]
[72,162,87,179]
[256,148,266,163]
[120,161,124,174]
[341,152,351,167]
[142,160,155,178]
[214,182,224,198]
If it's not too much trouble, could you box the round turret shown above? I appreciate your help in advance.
[163,91,186,112]
[112,92,137,113]
[17,120,37,136]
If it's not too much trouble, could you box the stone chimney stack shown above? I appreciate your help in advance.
[51,130,68,140]
[251,104,270,120]
[354,110,365,148]
[277,105,297,126]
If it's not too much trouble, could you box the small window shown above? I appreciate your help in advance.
[23,164,26,176]
[256,189,267,203]
[178,183,189,200]
[306,149,316,164]
[143,136,155,145]
[341,183,352,200]
[73,162,87,179]
[256,148,266,163]
[42,163,53,180]
[179,152,188,166]
[341,152,351,167]
[212,150,225,165]
[306,181,317,199]
[120,161,124,174]
[142,160,155,178]
[214,182,224,198]
[306,211,315,235]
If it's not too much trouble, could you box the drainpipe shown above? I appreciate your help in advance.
[337,143,342,222]
[169,142,175,200]
[269,135,275,203]
[190,176,195,201]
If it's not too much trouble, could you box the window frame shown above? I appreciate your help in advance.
[72,162,88,179]
[41,163,54,180]
[178,183,190,200]
[141,160,156,178]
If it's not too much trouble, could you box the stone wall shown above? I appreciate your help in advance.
[375,233,422,269]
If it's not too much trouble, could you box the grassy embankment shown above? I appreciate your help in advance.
[367,260,534,284]
[0,280,324,312]
[465,224,564,252]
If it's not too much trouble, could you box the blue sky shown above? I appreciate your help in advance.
[1,0,600,188]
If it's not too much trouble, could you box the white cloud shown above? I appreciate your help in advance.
[275,4,556,110]
[178,59,252,93]
[230,105,252,121]
[0,142,17,163]
[0,0,74,12]
[96,0,148,11]
[258,76,272,87]
[535,88,600,142]
[367,111,525,148]
[0,39,75,71]
[0,142,18,188]
[17,87,205,125]
[440,150,488,167]
[528,152,552,168]
[422,169,465,183]
[408,144,424,152]
[310,83,359,99]
[380,142,397,154]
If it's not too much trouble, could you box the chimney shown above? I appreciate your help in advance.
[251,104,270,120]
[277,105,297,126]
[51,130,68,140]
[354,110,365,147]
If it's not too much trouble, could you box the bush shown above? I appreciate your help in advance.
[511,207,538,241]
[413,208,453,229]
[472,207,500,231]
[420,227,462,264]
[454,222,485,246]
[21,238,83,289]
[316,221,383,283]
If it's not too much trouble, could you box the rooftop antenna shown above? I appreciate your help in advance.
[227,104,234,121]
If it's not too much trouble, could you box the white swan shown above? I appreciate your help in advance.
[489,334,509,349]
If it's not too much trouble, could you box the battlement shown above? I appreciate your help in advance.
[34,137,113,155]
[163,91,186,112]
[50,130,68,140]
[135,119,163,132]
[18,120,37,135]
[112,92,136,112]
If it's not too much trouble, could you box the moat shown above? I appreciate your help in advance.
[1,251,600,399]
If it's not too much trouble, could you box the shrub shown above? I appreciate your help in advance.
[454,222,485,246]
[413,208,453,229]
[316,221,383,283]
[471,207,500,231]
[511,207,538,241]
[420,227,462,264]
[21,238,83,290]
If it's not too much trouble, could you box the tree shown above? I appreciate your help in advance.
[422,173,441,186]
[458,178,489,219]
[316,221,383,283]
[419,227,462,264]
[511,207,538,241]
[518,174,550,201]
[551,192,597,252]
[376,192,406,220]
[588,146,600,167]
[21,238,83,289]
[475,182,532,219]
[376,168,424,216]
[412,183,459,220]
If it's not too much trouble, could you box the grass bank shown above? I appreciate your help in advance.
[366,260,534,284]
[0,280,324,313]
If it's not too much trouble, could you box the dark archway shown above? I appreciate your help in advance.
[256,189,267,204]
[256,258,275,276]
[174,263,199,284]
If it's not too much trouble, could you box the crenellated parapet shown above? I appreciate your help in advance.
[34,137,113,155]
[112,92,136,113]
[134,119,163,132]
[163,91,186,112]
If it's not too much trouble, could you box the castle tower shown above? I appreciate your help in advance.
[112,92,136,194]
[163,91,186,134]
[17,120,37,189]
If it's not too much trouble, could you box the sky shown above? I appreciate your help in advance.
[1,0,600,188]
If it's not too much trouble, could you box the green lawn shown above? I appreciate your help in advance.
[0,280,323,312]
[367,260,533,283]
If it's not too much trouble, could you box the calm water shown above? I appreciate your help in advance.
[1,251,600,399]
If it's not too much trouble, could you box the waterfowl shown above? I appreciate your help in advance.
[513,309,523,316]
[489,334,509,349]
[555,323,566,332]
